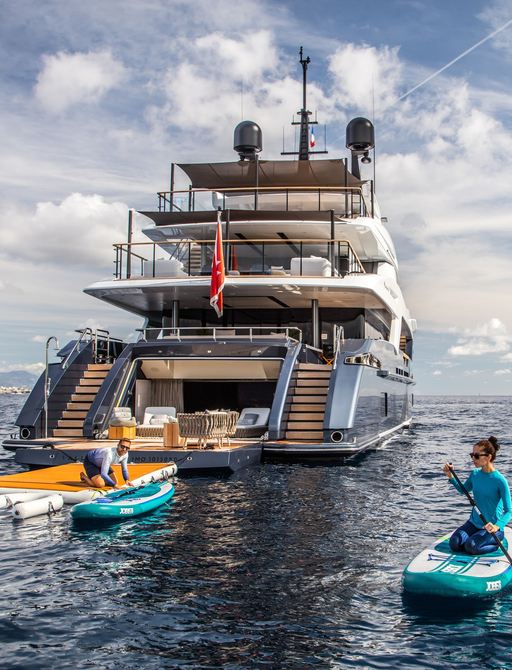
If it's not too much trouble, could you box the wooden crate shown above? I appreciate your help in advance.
[108,425,136,440]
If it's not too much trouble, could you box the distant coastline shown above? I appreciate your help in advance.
[0,387,30,395]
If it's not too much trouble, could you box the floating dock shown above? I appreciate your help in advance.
[0,462,177,503]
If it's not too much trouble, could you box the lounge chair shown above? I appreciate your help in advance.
[136,406,177,437]
[234,407,270,438]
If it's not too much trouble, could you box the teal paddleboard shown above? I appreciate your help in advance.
[71,481,174,521]
[403,527,512,597]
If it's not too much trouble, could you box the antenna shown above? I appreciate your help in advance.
[281,47,328,160]
[372,75,376,189]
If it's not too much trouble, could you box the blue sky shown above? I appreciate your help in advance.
[1,0,512,394]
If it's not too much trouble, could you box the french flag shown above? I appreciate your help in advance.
[310,127,316,148]
[210,210,225,317]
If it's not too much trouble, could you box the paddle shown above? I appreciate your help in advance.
[448,464,512,566]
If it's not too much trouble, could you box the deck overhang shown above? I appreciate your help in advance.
[84,275,395,319]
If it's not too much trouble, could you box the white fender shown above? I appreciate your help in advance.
[12,494,64,520]
[0,488,101,505]
[2,491,53,508]
[130,463,177,487]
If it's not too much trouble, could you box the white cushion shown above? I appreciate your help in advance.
[148,414,169,425]
[142,406,176,425]
[290,256,331,277]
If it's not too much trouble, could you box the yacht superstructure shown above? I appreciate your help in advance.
[6,50,415,467]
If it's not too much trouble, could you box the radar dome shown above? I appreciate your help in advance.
[234,121,262,160]
[346,117,375,153]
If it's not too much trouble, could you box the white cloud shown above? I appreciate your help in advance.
[31,335,46,343]
[0,194,134,267]
[146,31,335,155]
[195,31,278,80]
[328,43,403,114]
[35,50,126,114]
[502,352,512,361]
[448,318,511,356]
[433,370,442,376]
[495,368,511,375]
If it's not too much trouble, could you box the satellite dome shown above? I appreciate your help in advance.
[346,117,375,153]
[234,121,262,160]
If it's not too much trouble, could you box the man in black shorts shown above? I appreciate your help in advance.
[80,439,134,488]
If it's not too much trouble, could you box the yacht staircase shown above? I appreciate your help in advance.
[189,242,202,274]
[52,363,112,437]
[283,363,332,441]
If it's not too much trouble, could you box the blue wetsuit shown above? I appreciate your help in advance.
[449,468,512,554]
[84,448,130,487]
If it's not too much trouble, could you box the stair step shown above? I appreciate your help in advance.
[292,387,328,396]
[67,401,92,410]
[288,394,328,403]
[286,421,324,429]
[297,363,331,370]
[83,370,109,379]
[75,388,100,396]
[87,364,113,371]
[58,419,85,428]
[62,410,88,419]
[293,370,332,378]
[295,379,330,387]
[285,430,324,440]
[53,428,83,437]
[288,412,325,421]
[288,402,326,411]
[70,394,96,402]
[78,378,103,387]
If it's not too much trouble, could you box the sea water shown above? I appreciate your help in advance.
[0,394,511,669]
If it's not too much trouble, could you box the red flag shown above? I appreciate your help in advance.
[210,210,225,317]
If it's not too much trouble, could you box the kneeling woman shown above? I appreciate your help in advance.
[443,436,512,555]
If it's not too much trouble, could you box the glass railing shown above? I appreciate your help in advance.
[113,239,366,280]
[137,326,303,342]
[157,186,372,218]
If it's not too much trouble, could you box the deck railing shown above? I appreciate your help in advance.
[156,185,373,218]
[113,238,365,280]
[137,326,303,342]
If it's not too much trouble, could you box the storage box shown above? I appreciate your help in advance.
[163,422,187,448]
[108,425,136,440]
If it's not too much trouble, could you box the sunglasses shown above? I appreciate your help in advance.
[119,444,131,451]
[469,452,487,459]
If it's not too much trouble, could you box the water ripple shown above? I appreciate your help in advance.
[1,394,512,668]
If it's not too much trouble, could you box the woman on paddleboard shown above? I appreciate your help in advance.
[443,436,512,554]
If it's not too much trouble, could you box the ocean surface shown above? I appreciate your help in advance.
[1,395,511,670]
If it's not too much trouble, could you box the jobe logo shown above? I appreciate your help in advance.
[120,508,134,515]
[486,580,501,592]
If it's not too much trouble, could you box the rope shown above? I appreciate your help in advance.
[45,443,80,463]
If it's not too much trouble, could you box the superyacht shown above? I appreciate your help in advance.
[4,50,415,470]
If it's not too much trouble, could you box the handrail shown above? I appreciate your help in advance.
[156,184,371,216]
[62,328,93,370]
[158,185,365,195]
[62,328,124,368]
[112,237,366,279]
[333,325,345,370]
[137,326,303,343]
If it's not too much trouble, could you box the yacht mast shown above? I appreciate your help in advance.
[298,47,311,161]
[281,47,327,160]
